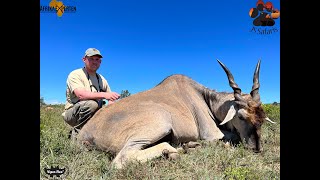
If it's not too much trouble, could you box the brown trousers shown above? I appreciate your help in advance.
[63,100,99,129]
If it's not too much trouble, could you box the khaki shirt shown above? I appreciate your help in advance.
[64,68,111,110]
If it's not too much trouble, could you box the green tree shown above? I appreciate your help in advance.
[40,96,46,107]
[120,90,131,99]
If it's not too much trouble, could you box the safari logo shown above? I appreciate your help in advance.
[249,0,280,34]
[40,0,76,17]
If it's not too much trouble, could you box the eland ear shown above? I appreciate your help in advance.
[220,105,237,125]
[265,117,276,124]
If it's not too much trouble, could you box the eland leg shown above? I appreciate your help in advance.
[111,142,179,169]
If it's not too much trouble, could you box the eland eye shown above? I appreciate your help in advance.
[239,116,245,121]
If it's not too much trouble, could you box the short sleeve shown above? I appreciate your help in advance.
[67,71,85,93]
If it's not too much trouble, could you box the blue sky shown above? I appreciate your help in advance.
[40,0,280,105]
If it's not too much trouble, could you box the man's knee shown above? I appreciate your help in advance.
[63,100,99,127]
[84,100,99,113]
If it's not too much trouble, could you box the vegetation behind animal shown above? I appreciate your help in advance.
[40,102,279,180]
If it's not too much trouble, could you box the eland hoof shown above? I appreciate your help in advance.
[168,152,180,161]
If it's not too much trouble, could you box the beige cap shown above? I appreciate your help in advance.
[84,48,103,58]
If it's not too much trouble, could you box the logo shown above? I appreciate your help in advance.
[249,0,280,34]
[40,0,76,17]
[43,164,69,179]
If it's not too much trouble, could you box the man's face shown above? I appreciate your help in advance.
[84,55,102,72]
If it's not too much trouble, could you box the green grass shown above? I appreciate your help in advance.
[40,104,280,180]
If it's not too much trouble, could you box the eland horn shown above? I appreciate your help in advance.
[217,59,245,102]
[250,59,261,102]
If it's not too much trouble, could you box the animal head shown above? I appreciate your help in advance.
[217,59,275,153]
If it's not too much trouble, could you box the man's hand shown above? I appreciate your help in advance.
[105,92,120,101]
